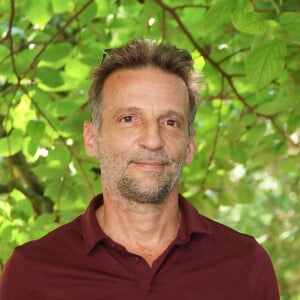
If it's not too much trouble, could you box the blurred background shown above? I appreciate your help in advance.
[0,0,299,298]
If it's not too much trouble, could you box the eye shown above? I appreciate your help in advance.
[165,119,178,127]
[121,116,134,122]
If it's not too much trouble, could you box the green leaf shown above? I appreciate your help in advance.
[64,60,91,80]
[25,0,53,29]
[59,109,90,136]
[29,214,58,240]
[232,182,254,204]
[221,180,254,205]
[245,40,286,90]
[232,11,267,35]
[40,43,73,67]
[199,0,236,37]
[202,63,223,95]
[230,143,248,164]
[78,1,98,24]
[255,99,289,115]
[287,115,300,133]
[0,129,23,157]
[232,0,267,35]
[46,147,70,169]
[50,0,74,13]
[49,96,83,118]
[0,223,14,244]
[12,198,34,221]
[227,122,246,141]
[26,120,46,140]
[15,231,30,245]
[0,45,10,62]
[24,137,39,158]
[279,12,300,44]
[243,124,266,145]
[94,0,111,18]
[36,66,64,88]
[14,47,42,77]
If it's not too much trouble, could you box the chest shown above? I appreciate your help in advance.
[31,244,252,300]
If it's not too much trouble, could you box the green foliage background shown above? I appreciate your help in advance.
[0,0,299,298]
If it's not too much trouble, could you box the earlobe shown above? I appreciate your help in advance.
[83,121,98,157]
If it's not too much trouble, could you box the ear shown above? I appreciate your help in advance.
[83,121,99,157]
[185,130,196,164]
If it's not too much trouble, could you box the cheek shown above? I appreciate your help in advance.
[165,139,189,159]
[99,135,133,158]
[112,130,140,151]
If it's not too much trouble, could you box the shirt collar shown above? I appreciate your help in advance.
[80,194,107,254]
[80,194,211,254]
[175,194,211,244]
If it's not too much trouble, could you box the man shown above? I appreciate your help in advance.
[0,39,279,299]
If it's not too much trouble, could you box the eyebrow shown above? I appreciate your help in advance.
[112,107,142,119]
[163,110,185,123]
[113,107,185,122]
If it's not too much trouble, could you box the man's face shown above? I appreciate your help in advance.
[85,66,195,205]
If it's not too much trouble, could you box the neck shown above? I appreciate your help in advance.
[96,188,181,266]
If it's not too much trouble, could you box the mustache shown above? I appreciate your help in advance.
[128,152,173,165]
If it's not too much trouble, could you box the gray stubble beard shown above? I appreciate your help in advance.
[100,152,186,206]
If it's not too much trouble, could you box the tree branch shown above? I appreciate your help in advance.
[0,177,53,215]
[199,82,224,195]
[10,153,54,214]
[154,0,299,148]
[173,4,209,11]
[18,0,94,82]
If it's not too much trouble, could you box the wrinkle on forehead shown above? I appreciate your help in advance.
[101,66,189,116]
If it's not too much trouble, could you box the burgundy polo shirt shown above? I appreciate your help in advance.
[0,194,279,299]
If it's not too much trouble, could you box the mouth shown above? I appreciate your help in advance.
[132,160,167,172]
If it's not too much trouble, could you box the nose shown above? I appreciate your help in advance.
[138,121,164,151]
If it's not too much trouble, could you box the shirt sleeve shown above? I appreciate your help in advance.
[0,248,42,299]
[249,242,280,300]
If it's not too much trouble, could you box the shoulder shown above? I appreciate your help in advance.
[179,195,259,255]
[201,214,250,236]
[0,218,72,298]
[8,215,83,268]
[194,213,275,269]
[0,216,83,297]
[199,214,257,248]
[23,215,82,256]
[197,215,279,298]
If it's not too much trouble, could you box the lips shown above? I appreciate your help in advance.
[132,160,167,171]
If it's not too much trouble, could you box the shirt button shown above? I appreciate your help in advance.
[133,256,140,263]
[149,284,155,292]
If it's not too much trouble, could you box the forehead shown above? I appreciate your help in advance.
[101,66,189,112]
